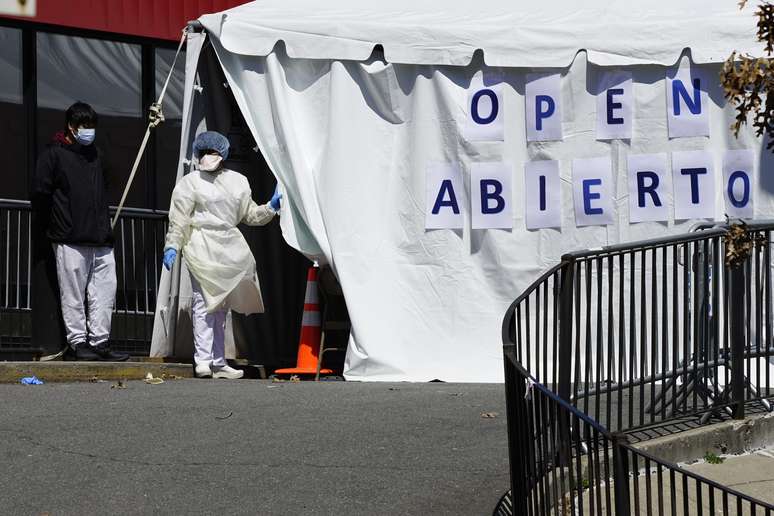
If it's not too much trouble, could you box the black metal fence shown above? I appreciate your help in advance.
[0,200,32,353]
[0,199,167,356]
[502,221,774,515]
[110,207,168,354]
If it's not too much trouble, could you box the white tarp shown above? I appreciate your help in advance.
[194,2,771,382]
[199,0,758,67]
[150,32,239,362]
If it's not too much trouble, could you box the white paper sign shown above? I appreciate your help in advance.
[723,149,755,219]
[627,153,670,223]
[596,72,633,140]
[526,73,563,142]
[572,158,615,226]
[672,150,715,220]
[666,63,710,138]
[0,0,35,16]
[471,162,513,229]
[464,76,505,141]
[426,162,465,229]
[524,160,562,229]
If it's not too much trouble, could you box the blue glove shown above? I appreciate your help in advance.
[163,248,177,271]
[270,186,282,211]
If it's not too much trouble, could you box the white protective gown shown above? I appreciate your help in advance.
[164,168,276,314]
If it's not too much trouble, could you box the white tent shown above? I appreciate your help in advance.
[198,1,757,67]
[153,1,770,382]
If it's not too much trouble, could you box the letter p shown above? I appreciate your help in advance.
[535,95,555,131]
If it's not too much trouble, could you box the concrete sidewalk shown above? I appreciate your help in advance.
[683,448,774,506]
[0,360,193,383]
[574,448,774,515]
[0,379,508,515]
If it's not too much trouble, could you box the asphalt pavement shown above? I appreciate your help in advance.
[0,379,508,516]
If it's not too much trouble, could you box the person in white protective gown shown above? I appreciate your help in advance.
[162,131,282,379]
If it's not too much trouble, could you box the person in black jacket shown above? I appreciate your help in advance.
[33,102,128,361]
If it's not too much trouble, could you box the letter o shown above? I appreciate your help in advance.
[728,170,751,209]
[471,89,499,125]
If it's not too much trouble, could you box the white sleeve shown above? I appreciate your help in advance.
[238,178,276,226]
[164,178,195,250]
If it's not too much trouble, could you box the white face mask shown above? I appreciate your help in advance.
[74,127,96,146]
[199,154,223,172]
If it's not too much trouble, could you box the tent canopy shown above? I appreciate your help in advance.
[199,0,759,67]
[184,2,772,382]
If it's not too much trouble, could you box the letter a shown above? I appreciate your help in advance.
[432,179,460,214]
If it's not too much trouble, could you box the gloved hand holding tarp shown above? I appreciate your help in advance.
[162,131,282,379]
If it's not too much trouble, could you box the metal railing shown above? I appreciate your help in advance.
[110,206,168,355]
[0,200,32,351]
[501,221,774,515]
[0,199,167,355]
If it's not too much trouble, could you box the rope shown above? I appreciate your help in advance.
[111,28,188,230]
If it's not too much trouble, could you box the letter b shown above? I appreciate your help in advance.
[480,179,505,214]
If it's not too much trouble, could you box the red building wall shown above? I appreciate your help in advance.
[2,0,249,41]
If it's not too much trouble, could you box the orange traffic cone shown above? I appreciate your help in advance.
[274,265,333,376]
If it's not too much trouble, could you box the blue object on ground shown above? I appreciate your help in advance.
[20,376,44,385]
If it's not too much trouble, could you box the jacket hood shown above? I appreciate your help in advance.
[48,131,74,148]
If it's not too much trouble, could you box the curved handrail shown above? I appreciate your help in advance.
[507,353,611,436]
[562,227,728,260]
[503,222,774,514]
[501,261,563,352]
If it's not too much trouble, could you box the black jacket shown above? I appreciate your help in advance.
[33,136,113,246]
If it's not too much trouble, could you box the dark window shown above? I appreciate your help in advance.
[154,47,185,210]
[36,32,146,207]
[0,27,24,200]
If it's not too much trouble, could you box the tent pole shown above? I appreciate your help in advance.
[186,20,204,33]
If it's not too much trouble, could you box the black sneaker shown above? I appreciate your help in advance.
[92,343,130,362]
[73,342,99,361]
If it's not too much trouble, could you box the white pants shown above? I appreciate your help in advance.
[53,244,117,348]
[190,273,227,367]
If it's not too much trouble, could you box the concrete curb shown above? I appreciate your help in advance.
[0,361,193,383]
[634,411,774,464]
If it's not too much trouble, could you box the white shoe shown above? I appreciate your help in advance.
[195,364,212,378]
[212,365,244,379]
